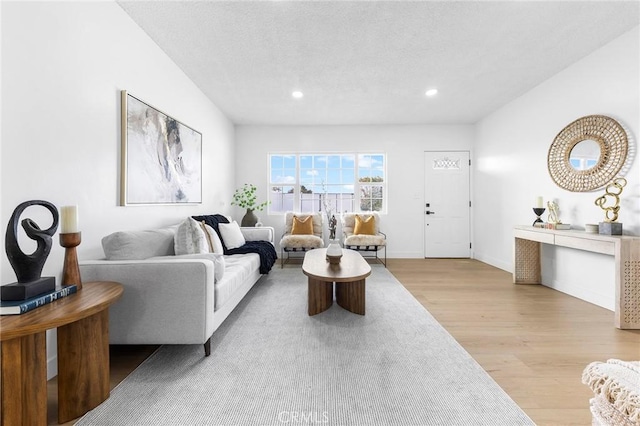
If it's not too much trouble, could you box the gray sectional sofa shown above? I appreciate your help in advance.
[79,222,274,356]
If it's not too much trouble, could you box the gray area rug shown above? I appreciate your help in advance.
[77,266,533,425]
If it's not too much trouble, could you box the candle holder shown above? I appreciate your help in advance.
[532,208,546,226]
[60,232,82,290]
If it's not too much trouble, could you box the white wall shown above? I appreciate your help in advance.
[1,2,235,377]
[235,125,474,257]
[474,26,640,310]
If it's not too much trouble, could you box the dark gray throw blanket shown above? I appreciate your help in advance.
[192,214,277,274]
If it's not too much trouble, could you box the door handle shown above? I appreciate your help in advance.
[425,210,435,215]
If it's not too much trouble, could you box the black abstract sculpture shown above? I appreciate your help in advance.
[2,200,59,300]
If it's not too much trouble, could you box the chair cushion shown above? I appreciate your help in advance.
[280,234,324,250]
[291,215,314,235]
[344,234,386,247]
[354,214,376,235]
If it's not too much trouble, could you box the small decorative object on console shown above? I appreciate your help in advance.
[547,201,560,224]
[585,224,599,234]
[545,201,570,230]
[595,177,627,235]
[532,207,546,227]
[2,200,58,301]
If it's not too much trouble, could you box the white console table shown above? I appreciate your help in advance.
[513,226,640,329]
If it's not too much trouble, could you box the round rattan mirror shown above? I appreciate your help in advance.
[548,115,628,192]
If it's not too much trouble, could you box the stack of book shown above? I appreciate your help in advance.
[533,222,572,230]
[0,285,78,315]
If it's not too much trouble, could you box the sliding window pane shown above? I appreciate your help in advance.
[360,185,383,212]
[270,186,294,213]
[283,155,296,169]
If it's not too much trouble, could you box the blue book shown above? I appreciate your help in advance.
[0,285,78,315]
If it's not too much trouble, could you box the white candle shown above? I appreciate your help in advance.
[535,196,543,208]
[61,205,79,233]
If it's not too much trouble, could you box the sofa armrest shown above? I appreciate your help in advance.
[241,226,274,244]
[79,258,215,345]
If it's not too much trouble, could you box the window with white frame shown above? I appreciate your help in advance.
[268,153,386,215]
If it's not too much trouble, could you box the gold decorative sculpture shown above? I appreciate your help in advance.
[595,177,627,235]
[595,177,627,222]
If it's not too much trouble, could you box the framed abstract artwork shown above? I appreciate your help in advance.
[121,90,202,205]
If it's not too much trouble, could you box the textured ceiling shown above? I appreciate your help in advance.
[119,1,640,125]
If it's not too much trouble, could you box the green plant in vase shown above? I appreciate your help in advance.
[231,184,270,227]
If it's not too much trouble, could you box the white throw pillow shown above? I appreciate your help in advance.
[218,221,246,250]
[197,222,225,254]
[174,218,209,255]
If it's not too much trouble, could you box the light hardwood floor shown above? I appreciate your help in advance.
[47,258,640,425]
[388,258,640,426]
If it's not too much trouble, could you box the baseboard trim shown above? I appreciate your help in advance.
[473,253,511,273]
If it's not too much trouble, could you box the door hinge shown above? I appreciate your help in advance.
[469,200,471,208]
[470,242,472,249]
[469,159,471,166]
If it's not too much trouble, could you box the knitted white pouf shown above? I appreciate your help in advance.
[582,359,640,426]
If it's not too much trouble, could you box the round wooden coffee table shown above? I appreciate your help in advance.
[302,248,371,316]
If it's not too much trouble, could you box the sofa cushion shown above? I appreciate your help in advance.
[215,253,259,310]
[102,225,178,260]
[219,221,246,250]
[191,214,230,250]
[150,253,226,283]
[199,222,224,254]
[175,218,209,255]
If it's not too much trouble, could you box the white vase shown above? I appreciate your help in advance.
[326,239,342,264]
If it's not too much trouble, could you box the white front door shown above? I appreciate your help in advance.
[424,151,471,258]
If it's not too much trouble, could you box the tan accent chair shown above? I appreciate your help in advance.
[279,212,324,267]
[341,212,387,267]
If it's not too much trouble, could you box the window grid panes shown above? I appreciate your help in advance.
[269,153,385,214]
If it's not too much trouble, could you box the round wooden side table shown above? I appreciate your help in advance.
[0,281,123,425]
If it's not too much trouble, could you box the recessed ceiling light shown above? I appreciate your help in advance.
[292,91,304,99]
[425,88,438,97]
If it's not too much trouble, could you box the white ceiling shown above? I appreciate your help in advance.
[119,1,639,126]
